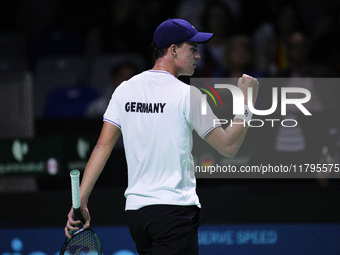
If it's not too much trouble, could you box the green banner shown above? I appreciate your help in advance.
[0,135,97,177]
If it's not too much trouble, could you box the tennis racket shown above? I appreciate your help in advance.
[60,169,102,255]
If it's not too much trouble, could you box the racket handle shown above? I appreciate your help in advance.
[70,170,80,209]
[69,170,81,237]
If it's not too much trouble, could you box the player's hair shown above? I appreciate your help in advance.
[152,42,184,60]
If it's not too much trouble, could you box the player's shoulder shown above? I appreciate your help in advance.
[123,71,144,84]
[115,71,144,90]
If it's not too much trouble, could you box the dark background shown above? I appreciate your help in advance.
[1,0,340,228]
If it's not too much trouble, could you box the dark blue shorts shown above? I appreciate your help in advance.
[126,205,202,255]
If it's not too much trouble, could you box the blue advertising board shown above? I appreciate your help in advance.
[1,224,340,255]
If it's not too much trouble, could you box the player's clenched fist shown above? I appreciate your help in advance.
[237,74,259,105]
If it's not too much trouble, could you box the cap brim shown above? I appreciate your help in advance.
[187,32,214,44]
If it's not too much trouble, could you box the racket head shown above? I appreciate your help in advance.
[60,227,102,255]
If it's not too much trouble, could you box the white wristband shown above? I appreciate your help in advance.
[233,105,253,127]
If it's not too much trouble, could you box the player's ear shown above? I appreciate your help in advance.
[169,44,178,58]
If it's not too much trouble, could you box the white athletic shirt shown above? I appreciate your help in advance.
[103,70,219,210]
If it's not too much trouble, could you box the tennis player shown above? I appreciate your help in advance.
[65,18,259,254]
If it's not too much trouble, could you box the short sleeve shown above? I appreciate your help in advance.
[103,86,122,129]
[189,86,220,138]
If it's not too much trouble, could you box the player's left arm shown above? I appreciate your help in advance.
[204,122,248,158]
[66,121,121,235]
[204,74,259,157]
[80,122,121,208]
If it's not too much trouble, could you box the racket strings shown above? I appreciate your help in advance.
[65,230,100,255]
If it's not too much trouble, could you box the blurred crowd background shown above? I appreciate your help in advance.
[1,0,340,192]
[1,0,340,120]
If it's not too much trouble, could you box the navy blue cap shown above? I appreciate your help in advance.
[152,18,214,50]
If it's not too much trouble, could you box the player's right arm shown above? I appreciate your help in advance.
[204,74,259,157]
[65,122,121,237]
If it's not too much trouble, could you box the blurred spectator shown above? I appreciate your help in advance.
[175,0,240,31]
[271,33,323,157]
[252,1,306,76]
[270,31,338,166]
[196,1,237,77]
[278,31,336,78]
[275,31,338,113]
[216,34,265,78]
[85,61,138,118]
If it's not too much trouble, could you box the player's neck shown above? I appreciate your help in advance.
[152,57,178,77]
